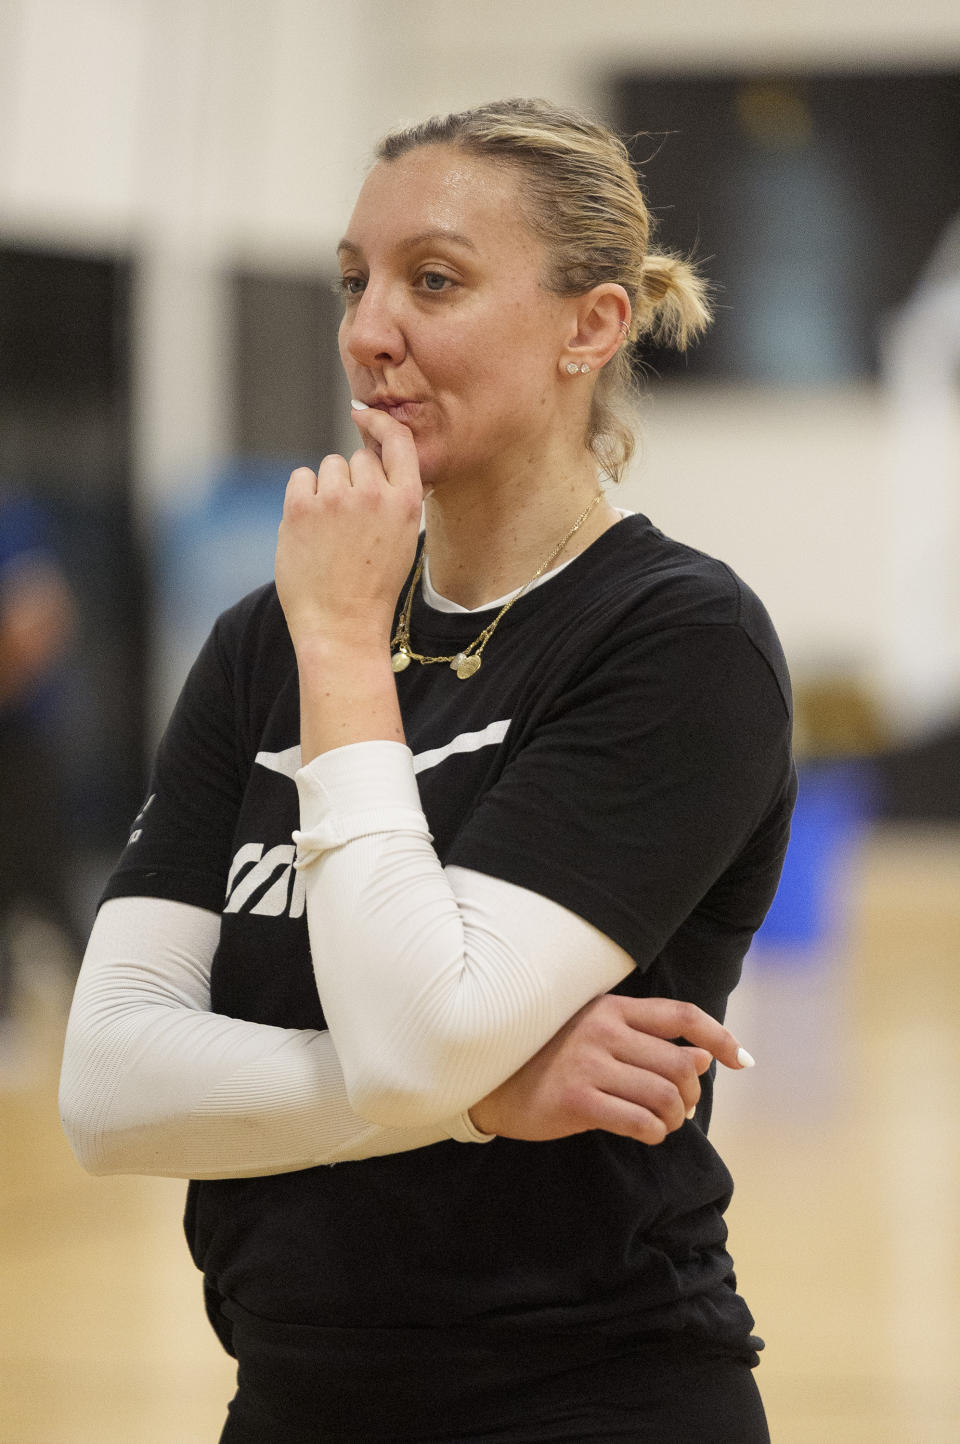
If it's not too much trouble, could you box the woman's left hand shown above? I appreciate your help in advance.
[468,994,751,1145]
[275,405,424,654]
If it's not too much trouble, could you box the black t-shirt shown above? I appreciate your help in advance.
[104,512,795,1359]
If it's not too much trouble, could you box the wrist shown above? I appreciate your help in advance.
[467,1099,495,1136]
[291,621,392,666]
[295,632,404,763]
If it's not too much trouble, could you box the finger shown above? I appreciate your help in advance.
[601,1059,689,1134]
[351,404,418,481]
[588,1091,669,1146]
[615,996,754,1071]
[285,465,318,500]
[315,453,353,491]
[347,446,387,493]
[687,1047,714,1076]
[281,467,320,527]
[351,404,422,492]
[601,1030,706,1115]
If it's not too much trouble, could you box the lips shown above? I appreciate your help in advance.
[368,398,424,422]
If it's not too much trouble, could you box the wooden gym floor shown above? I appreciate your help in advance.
[1,824,958,1443]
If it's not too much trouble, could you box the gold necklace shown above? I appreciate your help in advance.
[391,492,604,681]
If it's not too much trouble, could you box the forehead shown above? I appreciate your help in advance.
[343,145,537,258]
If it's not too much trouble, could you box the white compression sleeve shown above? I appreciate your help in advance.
[294,741,637,1128]
[59,895,483,1181]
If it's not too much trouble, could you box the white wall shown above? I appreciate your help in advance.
[5,0,959,255]
[2,0,959,729]
[621,384,887,669]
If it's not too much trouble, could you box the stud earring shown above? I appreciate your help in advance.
[565,361,579,375]
[579,363,591,374]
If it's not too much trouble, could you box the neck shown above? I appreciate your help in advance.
[423,457,620,610]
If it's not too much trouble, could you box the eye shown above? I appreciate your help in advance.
[335,274,365,301]
[419,271,453,293]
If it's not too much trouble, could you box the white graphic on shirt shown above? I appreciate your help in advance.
[233,720,511,917]
[127,792,156,846]
[254,719,511,785]
[254,744,302,779]
[224,842,306,917]
[410,719,510,775]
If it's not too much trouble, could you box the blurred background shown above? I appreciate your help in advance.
[1,1,958,1440]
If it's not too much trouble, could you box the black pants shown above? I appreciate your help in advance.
[217,1306,770,1443]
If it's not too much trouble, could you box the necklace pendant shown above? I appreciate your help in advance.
[453,652,482,680]
[391,649,412,673]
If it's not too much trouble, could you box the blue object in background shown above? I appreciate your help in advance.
[154,458,294,723]
[750,762,875,957]
[157,457,292,633]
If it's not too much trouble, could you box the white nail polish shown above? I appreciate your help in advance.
[685,1106,697,1120]
[737,1047,756,1069]
[350,398,369,410]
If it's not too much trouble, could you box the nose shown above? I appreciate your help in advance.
[342,280,406,371]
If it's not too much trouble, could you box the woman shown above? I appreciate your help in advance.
[60,99,795,1442]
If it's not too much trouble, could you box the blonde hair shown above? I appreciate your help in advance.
[377,98,711,483]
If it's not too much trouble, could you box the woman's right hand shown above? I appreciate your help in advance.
[468,995,753,1145]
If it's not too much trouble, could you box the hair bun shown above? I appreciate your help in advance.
[638,253,712,351]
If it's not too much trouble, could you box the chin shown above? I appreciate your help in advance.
[412,430,489,494]
[410,440,447,491]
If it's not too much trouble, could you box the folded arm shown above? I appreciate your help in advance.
[295,741,645,1127]
[59,866,640,1177]
[58,895,486,1179]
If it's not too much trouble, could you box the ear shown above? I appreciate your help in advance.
[560,284,631,374]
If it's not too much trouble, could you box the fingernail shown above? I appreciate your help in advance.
[737,1047,756,1069]
[685,1106,697,1120]
[350,398,369,410]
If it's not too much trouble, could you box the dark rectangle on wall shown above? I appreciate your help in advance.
[614,70,960,384]
[0,242,146,862]
[0,245,131,488]
[231,269,344,463]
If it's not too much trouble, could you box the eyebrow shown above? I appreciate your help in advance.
[336,228,478,258]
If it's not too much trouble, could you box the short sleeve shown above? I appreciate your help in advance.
[446,622,793,968]
[101,617,243,912]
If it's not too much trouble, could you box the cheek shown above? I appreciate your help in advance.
[337,318,354,376]
[418,332,483,400]
[439,321,550,419]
